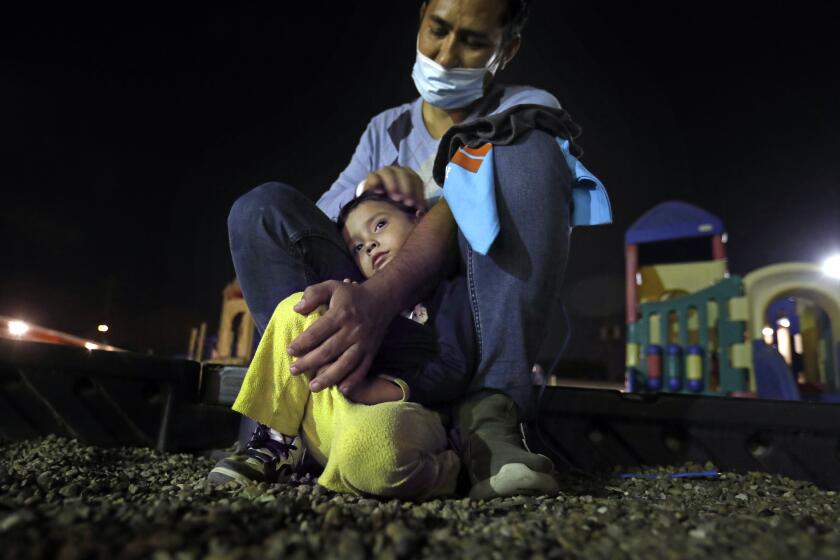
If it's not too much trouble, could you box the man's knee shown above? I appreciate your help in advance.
[499,128,560,160]
[228,181,304,235]
[493,129,572,201]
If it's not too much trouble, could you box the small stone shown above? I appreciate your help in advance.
[58,484,80,498]
[371,508,385,530]
[430,528,452,542]
[0,510,37,532]
[689,528,707,539]
[36,472,55,490]
[324,506,341,527]
[337,531,366,559]
[385,521,417,558]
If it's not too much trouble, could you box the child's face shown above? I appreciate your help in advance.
[341,200,418,278]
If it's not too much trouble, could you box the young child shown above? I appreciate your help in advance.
[334,192,477,407]
[208,192,475,500]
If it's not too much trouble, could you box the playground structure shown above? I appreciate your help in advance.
[188,279,255,364]
[625,201,840,401]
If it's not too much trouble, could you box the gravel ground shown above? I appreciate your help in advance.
[2,436,840,559]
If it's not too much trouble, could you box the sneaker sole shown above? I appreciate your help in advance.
[207,466,255,486]
[469,462,560,500]
[207,454,276,486]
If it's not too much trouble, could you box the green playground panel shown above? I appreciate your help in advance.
[628,276,749,395]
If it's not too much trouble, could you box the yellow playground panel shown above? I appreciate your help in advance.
[638,260,728,304]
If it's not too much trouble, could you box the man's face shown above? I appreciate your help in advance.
[418,0,510,70]
[341,201,418,278]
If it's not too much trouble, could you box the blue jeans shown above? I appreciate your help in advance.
[228,130,571,420]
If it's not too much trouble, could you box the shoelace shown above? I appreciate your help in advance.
[246,424,298,473]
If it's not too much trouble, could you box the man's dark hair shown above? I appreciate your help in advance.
[336,191,419,231]
[420,0,530,40]
[501,0,530,39]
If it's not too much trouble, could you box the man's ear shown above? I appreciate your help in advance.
[419,1,428,23]
[500,34,521,70]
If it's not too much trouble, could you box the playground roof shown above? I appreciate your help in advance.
[625,201,725,245]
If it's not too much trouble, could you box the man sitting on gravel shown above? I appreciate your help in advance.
[221,0,609,499]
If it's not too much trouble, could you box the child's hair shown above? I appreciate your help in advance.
[336,191,419,231]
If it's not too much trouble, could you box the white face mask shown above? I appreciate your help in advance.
[411,40,502,110]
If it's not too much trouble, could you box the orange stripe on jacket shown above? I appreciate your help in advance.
[462,143,492,157]
[450,150,484,173]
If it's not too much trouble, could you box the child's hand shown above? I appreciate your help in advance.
[343,377,403,405]
[342,379,372,403]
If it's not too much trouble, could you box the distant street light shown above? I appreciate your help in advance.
[84,342,99,350]
[97,324,109,333]
[8,320,30,336]
[822,254,840,280]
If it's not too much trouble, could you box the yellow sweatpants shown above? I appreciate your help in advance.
[232,293,461,501]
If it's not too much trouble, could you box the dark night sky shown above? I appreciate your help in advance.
[2,4,838,369]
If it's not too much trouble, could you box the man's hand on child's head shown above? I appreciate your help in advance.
[287,280,394,395]
[362,165,426,211]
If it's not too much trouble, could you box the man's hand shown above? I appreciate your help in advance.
[362,166,426,211]
[287,280,397,394]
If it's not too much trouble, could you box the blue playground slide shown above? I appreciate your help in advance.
[752,340,800,400]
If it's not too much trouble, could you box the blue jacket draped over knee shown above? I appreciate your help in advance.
[432,104,613,255]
